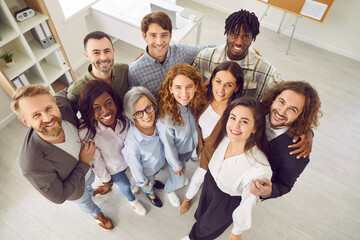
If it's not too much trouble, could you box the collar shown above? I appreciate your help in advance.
[87,64,114,81]
[265,114,288,141]
[96,119,122,133]
[131,122,155,143]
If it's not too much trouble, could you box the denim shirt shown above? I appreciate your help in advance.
[156,104,198,171]
[122,122,165,187]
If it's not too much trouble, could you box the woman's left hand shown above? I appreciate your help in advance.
[230,232,242,240]
[172,165,185,176]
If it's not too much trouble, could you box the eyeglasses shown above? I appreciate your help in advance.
[133,104,155,119]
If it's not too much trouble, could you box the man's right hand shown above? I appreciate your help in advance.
[250,178,272,197]
[79,141,95,164]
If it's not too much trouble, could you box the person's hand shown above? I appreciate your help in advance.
[253,48,262,57]
[172,165,185,176]
[289,131,313,159]
[79,141,95,164]
[230,232,242,240]
[133,52,144,61]
[143,179,150,188]
[250,178,272,197]
[103,179,113,187]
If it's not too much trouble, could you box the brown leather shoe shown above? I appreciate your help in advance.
[93,212,114,231]
[179,197,191,215]
[93,185,111,197]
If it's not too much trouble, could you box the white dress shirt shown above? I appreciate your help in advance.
[209,137,272,235]
[79,119,129,182]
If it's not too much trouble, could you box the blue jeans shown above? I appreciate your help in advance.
[164,151,192,194]
[142,174,156,196]
[71,171,101,217]
[112,169,135,202]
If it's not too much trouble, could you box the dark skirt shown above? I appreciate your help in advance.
[189,171,242,240]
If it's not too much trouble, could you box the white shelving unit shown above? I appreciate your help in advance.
[0,0,75,129]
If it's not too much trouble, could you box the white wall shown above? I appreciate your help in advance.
[44,0,91,71]
[194,0,360,61]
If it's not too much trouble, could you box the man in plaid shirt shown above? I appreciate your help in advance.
[128,11,214,96]
[193,9,283,100]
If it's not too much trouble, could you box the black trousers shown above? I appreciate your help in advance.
[189,171,242,240]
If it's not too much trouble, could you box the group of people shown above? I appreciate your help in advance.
[11,8,322,240]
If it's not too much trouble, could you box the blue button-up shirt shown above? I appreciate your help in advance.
[128,43,215,96]
[156,104,198,171]
[122,122,165,187]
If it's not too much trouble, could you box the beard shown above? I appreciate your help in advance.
[269,110,292,129]
[37,116,63,137]
[93,59,114,73]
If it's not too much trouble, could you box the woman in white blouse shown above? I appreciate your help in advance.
[183,97,272,240]
[78,80,146,216]
[180,61,244,214]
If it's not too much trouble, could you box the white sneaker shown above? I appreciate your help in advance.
[129,199,147,216]
[180,235,190,240]
[131,185,140,194]
[166,192,180,207]
[184,176,189,186]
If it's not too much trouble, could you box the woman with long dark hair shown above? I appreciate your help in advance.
[180,61,244,214]
[183,97,272,240]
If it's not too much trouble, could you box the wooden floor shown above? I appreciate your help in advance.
[1,0,360,239]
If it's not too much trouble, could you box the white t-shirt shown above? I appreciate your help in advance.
[54,120,91,179]
[198,104,221,139]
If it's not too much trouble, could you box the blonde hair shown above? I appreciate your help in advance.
[157,63,206,125]
[11,85,52,116]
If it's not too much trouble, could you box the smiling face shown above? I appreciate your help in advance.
[169,74,197,106]
[84,37,115,74]
[226,105,256,144]
[133,96,156,134]
[226,26,253,61]
[18,94,63,142]
[142,23,171,62]
[93,92,117,130]
[212,70,239,104]
[269,90,306,129]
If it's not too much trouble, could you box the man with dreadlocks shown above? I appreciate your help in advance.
[193,9,282,101]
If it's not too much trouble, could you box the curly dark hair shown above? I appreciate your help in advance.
[206,61,244,102]
[224,9,260,41]
[261,81,322,137]
[215,97,269,158]
[78,80,126,141]
[157,63,206,125]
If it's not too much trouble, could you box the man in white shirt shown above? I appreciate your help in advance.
[11,85,114,231]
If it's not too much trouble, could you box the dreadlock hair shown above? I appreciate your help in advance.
[224,9,260,41]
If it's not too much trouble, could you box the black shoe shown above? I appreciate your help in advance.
[146,194,163,208]
[154,180,165,189]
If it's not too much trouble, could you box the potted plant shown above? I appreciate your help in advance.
[0,51,15,68]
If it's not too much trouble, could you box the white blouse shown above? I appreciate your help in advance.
[209,136,272,235]
[198,104,221,139]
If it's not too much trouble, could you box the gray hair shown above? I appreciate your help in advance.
[123,86,157,123]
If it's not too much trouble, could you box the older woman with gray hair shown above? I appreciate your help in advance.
[122,87,166,208]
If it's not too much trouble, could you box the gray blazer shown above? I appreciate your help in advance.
[19,90,90,204]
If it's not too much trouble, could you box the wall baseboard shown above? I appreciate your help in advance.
[192,0,360,62]
[0,112,17,130]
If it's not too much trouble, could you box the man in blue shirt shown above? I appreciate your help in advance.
[128,11,214,96]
